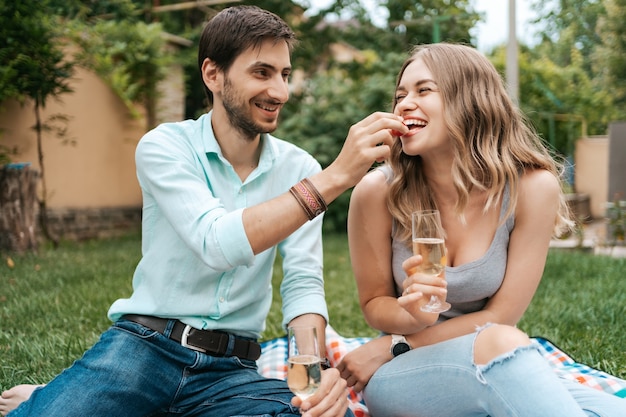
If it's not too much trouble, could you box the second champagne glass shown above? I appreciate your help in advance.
[287,325,321,402]
[412,209,451,313]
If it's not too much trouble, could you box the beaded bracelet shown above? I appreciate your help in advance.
[289,178,328,220]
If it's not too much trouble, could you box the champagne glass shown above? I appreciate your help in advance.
[412,210,451,313]
[287,325,321,403]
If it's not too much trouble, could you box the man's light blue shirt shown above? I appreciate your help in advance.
[108,112,329,338]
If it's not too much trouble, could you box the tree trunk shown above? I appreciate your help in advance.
[0,164,40,253]
[34,99,59,248]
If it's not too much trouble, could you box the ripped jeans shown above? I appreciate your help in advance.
[363,326,626,417]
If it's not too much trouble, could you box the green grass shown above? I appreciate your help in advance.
[1,233,625,392]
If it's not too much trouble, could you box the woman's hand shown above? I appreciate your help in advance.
[397,255,447,319]
[336,336,392,393]
[291,367,349,417]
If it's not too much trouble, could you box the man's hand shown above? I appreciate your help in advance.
[291,367,349,417]
[317,112,407,197]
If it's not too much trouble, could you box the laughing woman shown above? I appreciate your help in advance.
[337,43,626,417]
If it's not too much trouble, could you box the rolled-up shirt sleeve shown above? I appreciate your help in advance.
[279,213,329,330]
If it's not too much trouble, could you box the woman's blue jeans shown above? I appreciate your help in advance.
[363,331,626,417]
[9,318,350,417]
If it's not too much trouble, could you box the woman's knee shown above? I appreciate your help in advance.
[473,324,532,365]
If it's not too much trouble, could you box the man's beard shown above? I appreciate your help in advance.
[222,77,279,141]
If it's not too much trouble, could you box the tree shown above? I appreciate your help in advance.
[530,0,626,131]
[531,0,606,75]
[0,0,172,249]
[594,0,626,115]
[490,44,609,158]
[386,0,481,47]
[0,0,75,249]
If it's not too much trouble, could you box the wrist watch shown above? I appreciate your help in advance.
[390,334,411,357]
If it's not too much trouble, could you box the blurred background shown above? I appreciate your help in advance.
[1,0,625,250]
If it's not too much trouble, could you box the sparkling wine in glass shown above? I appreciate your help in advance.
[287,325,321,402]
[412,210,451,313]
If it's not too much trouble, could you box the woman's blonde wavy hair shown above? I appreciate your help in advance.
[387,43,573,244]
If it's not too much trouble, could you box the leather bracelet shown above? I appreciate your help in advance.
[300,178,327,212]
[289,186,316,220]
[289,178,327,220]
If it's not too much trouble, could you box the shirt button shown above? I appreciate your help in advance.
[219,297,225,303]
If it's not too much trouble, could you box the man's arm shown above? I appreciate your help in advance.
[243,112,406,254]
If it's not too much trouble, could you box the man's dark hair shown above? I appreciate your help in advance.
[198,5,297,105]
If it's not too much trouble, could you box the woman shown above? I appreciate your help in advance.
[337,43,626,417]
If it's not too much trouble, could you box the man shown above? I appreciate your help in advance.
[2,5,406,417]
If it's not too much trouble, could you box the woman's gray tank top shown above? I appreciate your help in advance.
[381,166,515,321]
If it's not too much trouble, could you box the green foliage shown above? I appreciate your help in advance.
[0,0,74,107]
[66,19,170,127]
[386,0,481,46]
[490,46,608,156]
[529,0,626,132]
[595,0,626,114]
[46,0,139,21]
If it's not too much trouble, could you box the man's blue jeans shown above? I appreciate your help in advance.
[10,318,352,416]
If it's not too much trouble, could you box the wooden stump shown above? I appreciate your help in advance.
[0,163,40,253]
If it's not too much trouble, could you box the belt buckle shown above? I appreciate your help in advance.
[180,324,206,353]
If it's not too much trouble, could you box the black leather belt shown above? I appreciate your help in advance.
[122,314,261,361]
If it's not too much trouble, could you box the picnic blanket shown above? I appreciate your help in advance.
[257,325,626,417]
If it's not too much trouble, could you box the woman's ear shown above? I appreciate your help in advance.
[201,58,221,94]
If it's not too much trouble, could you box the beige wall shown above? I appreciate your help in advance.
[575,136,609,219]
[0,66,146,209]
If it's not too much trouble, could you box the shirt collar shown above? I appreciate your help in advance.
[201,110,279,174]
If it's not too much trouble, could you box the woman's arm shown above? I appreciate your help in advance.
[404,169,562,349]
[339,169,562,392]
[348,169,433,333]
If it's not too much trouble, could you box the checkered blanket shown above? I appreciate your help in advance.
[257,326,626,417]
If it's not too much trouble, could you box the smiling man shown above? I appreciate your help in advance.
[2,5,407,417]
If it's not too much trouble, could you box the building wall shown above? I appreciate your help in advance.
[0,53,187,241]
[0,66,145,209]
[574,136,609,219]
[0,67,145,241]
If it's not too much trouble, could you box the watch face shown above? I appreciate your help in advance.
[392,342,410,356]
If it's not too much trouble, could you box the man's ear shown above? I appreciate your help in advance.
[201,58,222,93]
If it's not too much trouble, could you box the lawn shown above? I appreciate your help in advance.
[1,232,625,392]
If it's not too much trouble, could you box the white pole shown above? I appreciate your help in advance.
[506,0,519,104]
